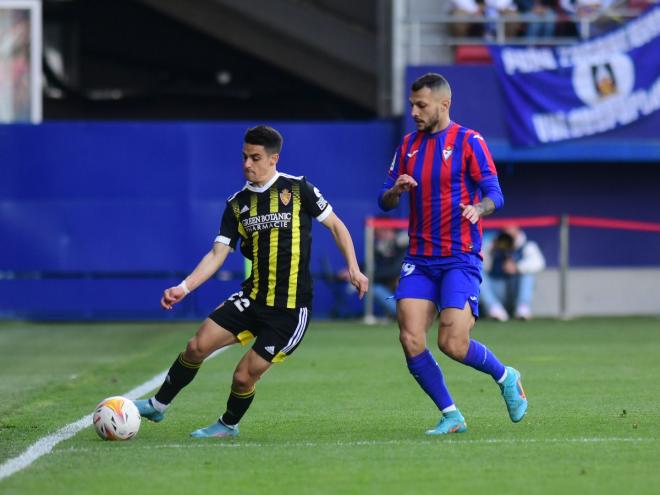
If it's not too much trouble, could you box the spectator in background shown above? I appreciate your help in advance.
[451,0,520,39]
[481,226,546,321]
[516,0,558,38]
[484,0,521,38]
[559,0,615,37]
[372,225,408,318]
[338,224,407,319]
[451,0,485,37]
[559,0,614,16]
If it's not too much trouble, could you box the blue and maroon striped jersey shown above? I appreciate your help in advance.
[378,121,504,258]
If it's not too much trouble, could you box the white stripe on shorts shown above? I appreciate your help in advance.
[281,307,308,355]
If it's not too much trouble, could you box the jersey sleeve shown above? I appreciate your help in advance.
[299,177,333,222]
[378,142,405,211]
[215,201,241,249]
[466,133,504,210]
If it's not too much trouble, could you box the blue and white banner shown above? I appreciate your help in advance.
[490,6,660,146]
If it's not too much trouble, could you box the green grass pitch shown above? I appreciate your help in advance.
[1,317,659,494]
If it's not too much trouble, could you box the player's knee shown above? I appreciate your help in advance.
[437,319,470,360]
[438,333,469,360]
[232,368,258,392]
[399,329,425,355]
[184,337,206,363]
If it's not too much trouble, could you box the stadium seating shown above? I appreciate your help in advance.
[455,44,492,64]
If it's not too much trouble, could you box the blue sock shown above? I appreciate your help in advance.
[462,339,506,382]
[406,349,455,411]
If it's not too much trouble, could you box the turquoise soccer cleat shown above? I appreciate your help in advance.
[500,366,528,422]
[425,410,468,435]
[190,421,239,438]
[133,398,165,423]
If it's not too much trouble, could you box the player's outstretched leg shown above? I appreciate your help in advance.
[135,352,202,422]
[438,305,528,423]
[460,340,528,422]
[498,366,528,422]
[191,349,269,439]
[135,319,238,423]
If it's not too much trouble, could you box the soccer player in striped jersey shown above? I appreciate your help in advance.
[135,125,368,438]
[378,73,528,435]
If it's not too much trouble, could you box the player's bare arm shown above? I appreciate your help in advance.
[321,211,369,299]
[161,242,232,310]
[460,197,496,224]
[381,174,419,210]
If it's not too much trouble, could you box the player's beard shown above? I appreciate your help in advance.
[422,109,441,133]
[423,118,439,133]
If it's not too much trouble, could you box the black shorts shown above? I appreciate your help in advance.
[209,291,311,363]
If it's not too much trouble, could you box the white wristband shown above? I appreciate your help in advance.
[178,280,191,295]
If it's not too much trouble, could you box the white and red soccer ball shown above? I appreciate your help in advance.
[93,396,141,441]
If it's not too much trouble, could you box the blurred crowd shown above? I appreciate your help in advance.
[450,0,656,40]
[0,10,31,122]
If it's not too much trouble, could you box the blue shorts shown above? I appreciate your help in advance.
[394,253,482,317]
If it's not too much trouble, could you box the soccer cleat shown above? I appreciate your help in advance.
[500,366,528,422]
[425,410,468,435]
[133,398,165,423]
[190,420,239,438]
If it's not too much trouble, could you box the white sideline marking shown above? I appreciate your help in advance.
[51,436,655,454]
[0,348,229,482]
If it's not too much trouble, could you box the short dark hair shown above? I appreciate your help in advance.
[244,125,283,154]
[494,232,515,251]
[411,73,451,94]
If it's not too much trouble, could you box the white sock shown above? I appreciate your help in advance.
[497,368,508,384]
[219,418,236,429]
[149,397,169,413]
[442,404,457,414]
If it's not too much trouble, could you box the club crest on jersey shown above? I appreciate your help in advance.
[442,146,453,160]
[279,188,292,206]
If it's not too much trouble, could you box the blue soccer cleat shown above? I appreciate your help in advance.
[425,410,468,435]
[133,398,165,423]
[190,420,239,438]
[500,366,528,422]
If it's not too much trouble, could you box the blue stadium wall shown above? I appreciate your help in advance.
[1,67,659,320]
[0,121,401,319]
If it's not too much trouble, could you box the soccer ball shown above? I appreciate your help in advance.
[92,396,141,441]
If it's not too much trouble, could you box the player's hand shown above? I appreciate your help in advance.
[503,258,517,275]
[460,203,484,224]
[348,268,369,300]
[160,286,187,310]
[393,174,418,194]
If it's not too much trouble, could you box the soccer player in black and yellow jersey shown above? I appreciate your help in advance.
[134,125,368,438]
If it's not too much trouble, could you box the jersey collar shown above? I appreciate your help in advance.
[426,120,453,137]
[245,171,280,193]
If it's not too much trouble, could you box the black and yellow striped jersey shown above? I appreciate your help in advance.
[215,172,333,309]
